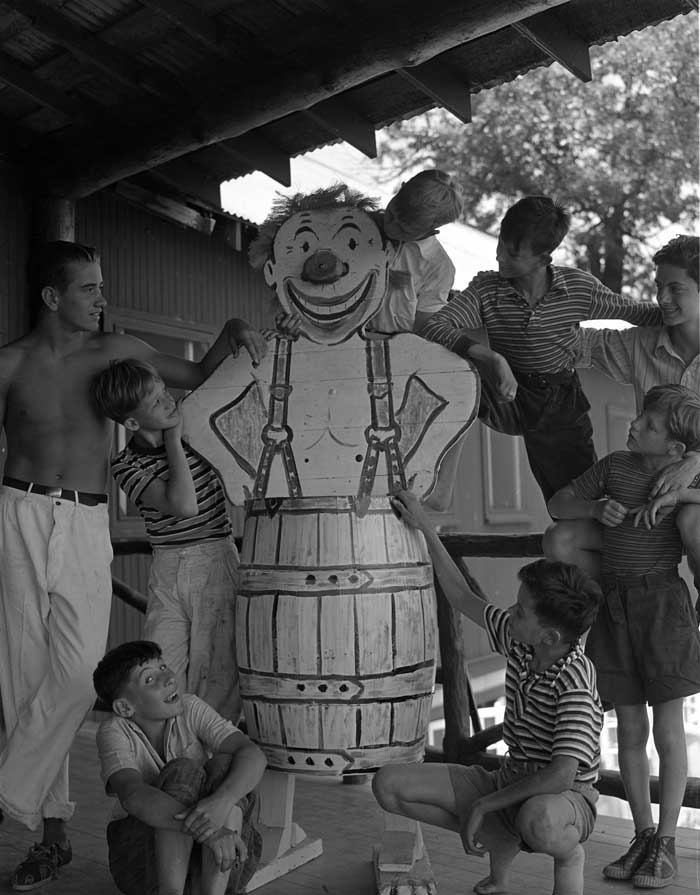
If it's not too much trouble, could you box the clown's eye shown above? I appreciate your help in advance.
[301,241,310,252]
[348,237,358,250]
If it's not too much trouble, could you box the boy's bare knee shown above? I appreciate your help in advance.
[372,765,401,811]
[543,523,570,561]
[159,757,206,805]
[517,797,559,851]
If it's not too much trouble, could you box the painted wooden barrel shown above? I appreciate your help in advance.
[236,495,436,775]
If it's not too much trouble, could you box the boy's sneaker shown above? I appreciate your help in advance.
[10,841,72,891]
[633,835,677,889]
[603,826,655,880]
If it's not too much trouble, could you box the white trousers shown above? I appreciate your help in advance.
[0,487,113,829]
[145,537,241,723]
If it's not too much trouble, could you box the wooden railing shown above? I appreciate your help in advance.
[111,533,700,810]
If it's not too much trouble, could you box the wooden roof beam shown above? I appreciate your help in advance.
[214,135,292,188]
[511,9,592,82]
[0,50,87,123]
[147,158,224,210]
[45,0,572,196]
[138,0,228,57]
[397,59,471,123]
[8,0,182,101]
[303,96,377,159]
[114,181,216,236]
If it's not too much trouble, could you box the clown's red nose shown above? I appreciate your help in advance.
[302,250,345,283]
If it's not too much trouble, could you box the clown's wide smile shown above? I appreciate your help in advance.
[285,271,377,322]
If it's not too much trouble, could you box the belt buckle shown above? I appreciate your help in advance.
[46,486,63,498]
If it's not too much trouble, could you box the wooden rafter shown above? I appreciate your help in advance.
[44,0,572,197]
[512,9,592,82]
[6,0,182,102]
[138,0,228,57]
[303,96,377,159]
[192,134,292,189]
[0,50,87,123]
[397,59,471,124]
[146,158,225,210]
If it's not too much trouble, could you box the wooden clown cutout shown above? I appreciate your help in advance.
[182,185,478,891]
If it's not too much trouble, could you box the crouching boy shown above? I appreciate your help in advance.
[373,491,603,895]
[93,641,266,895]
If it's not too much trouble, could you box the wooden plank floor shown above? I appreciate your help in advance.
[0,723,697,895]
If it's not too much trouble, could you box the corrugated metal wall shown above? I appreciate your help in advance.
[0,162,30,345]
[76,189,276,650]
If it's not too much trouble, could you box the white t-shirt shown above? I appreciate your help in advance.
[368,236,455,333]
[97,693,239,818]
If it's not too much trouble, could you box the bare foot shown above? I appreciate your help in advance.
[474,876,509,895]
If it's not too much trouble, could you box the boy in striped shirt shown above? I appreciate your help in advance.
[548,384,700,888]
[375,489,603,895]
[91,359,241,723]
[421,195,661,502]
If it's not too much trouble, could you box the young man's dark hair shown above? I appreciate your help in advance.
[28,240,100,325]
[652,235,699,286]
[500,195,571,256]
[30,240,99,295]
[93,640,162,707]
[518,558,602,643]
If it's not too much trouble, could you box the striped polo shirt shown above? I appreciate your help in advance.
[485,603,602,784]
[421,266,661,373]
[576,325,700,413]
[570,451,697,574]
[112,438,231,548]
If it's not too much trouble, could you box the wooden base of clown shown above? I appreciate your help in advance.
[183,333,477,892]
[182,186,478,893]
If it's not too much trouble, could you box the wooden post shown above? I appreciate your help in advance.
[374,812,437,895]
[243,770,322,892]
[435,577,472,763]
[32,197,76,243]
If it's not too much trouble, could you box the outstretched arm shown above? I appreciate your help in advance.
[106,319,269,392]
[389,489,488,628]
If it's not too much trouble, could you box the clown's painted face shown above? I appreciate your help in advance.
[264,206,392,344]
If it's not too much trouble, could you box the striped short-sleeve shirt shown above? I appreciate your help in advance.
[484,602,602,784]
[570,451,696,574]
[112,438,231,548]
[421,266,661,373]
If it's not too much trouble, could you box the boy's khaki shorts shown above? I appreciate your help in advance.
[589,571,700,706]
[448,761,598,855]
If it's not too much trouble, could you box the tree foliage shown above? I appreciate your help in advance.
[377,14,699,296]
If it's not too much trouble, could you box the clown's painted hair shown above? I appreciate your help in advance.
[249,183,380,270]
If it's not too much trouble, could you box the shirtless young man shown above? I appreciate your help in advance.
[0,241,268,890]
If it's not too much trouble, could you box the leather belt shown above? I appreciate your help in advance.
[2,476,108,506]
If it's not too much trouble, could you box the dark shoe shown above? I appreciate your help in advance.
[633,835,677,889]
[10,841,72,891]
[603,826,655,880]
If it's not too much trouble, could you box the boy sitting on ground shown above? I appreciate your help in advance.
[91,358,242,721]
[93,640,266,895]
[374,489,603,895]
[547,384,700,888]
[421,195,661,502]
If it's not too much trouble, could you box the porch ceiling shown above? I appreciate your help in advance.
[0,0,695,207]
